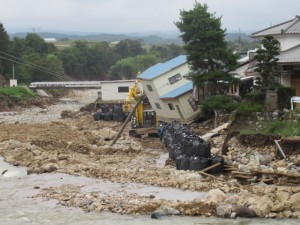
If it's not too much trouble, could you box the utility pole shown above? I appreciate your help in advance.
[13,63,15,79]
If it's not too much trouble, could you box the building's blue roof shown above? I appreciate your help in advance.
[137,55,187,80]
[159,81,193,99]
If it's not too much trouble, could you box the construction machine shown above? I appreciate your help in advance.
[122,79,158,137]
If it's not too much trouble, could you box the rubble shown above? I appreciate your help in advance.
[0,102,300,219]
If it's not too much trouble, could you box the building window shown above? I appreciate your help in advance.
[168,73,182,85]
[188,96,198,111]
[147,84,153,91]
[118,86,129,93]
[168,103,175,110]
[155,102,161,109]
[282,65,294,71]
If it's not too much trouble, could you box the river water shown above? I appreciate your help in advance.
[1,157,300,225]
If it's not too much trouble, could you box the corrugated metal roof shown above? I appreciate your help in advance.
[137,55,187,80]
[252,16,300,37]
[159,81,193,99]
[278,44,300,63]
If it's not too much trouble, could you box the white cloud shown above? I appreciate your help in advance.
[1,0,300,33]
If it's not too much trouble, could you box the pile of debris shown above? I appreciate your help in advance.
[223,135,300,185]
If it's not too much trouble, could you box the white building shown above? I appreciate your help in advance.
[137,55,200,123]
[100,80,139,102]
[251,15,300,97]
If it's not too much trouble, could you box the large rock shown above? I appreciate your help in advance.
[250,196,273,217]
[98,128,117,140]
[290,192,300,212]
[226,190,251,206]
[271,202,285,212]
[275,191,290,204]
[234,205,257,218]
[216,204,233,218]
[151,203,181,219]
[204,189,226,205]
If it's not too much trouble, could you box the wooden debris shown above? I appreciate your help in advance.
[251,169,300,178]
[200,163,221,173]
[198,171,219,180]
[197,163,224,181]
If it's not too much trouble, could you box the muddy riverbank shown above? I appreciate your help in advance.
[0,92,300,221]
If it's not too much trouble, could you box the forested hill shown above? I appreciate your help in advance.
[10,31,252,45]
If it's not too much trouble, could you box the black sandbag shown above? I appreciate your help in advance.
[190,156,210,171]
[180,156,190,170]
[102,112,113,121]
[100,104,110,113]
[197,141,211,158]
[172,130,182,145]
[175,155,185,170]
[163,132,172,148]
[173,144,183,159]
[168,144,175,160]
[93,112,101,121]
[183,139,211,158]
[209,155,225,174]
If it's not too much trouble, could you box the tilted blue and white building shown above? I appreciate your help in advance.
[137,55,201,123]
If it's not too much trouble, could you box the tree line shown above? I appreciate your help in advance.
[0,23,184,84]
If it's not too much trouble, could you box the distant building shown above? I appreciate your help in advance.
[44,38,57,43]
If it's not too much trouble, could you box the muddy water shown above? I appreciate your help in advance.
[1,158,299,225]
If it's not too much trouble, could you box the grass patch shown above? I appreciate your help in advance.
[263,119,300,137]
[0,86,36,99]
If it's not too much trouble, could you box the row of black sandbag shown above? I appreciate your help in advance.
[163,121,210,158]
[93,104,126,122]
[163,121,224,174]
[168,142,211,159]
[175,154,224,174]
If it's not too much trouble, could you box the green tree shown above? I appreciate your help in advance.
[24,33,56,54]
[87,42,118,80]
[114,39,145,59]
[18,53,65,83]
[0,22,10,77]
[254,35,280,93]
[108,54,158,80]
[150,44,185,61]
[10,37,27,58]
[59,41,118,80]
[175,2,238,94]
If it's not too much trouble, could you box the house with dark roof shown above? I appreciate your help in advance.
[251,15,300,97]
[137,55,201,123]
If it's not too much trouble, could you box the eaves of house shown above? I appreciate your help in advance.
[277,44,300,63]
[159,81,193,99]
[137,55,187,80]
[251,15,300,37]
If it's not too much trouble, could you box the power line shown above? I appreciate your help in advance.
[0,50,73,81]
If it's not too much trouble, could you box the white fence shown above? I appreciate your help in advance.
[29,81,101,89]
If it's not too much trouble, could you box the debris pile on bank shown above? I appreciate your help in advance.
[164,121,224,173]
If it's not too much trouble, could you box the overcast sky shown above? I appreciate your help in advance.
[1,0,300,34]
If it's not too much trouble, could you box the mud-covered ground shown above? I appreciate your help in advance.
[0,91,300,219]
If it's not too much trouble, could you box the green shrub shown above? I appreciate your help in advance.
[201,96,238,117]
[277,87,296,110]
[263,119,300,137]
[244,91,265,105]
[236,102,265,115]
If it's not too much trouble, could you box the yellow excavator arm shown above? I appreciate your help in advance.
[123,79,144,127]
